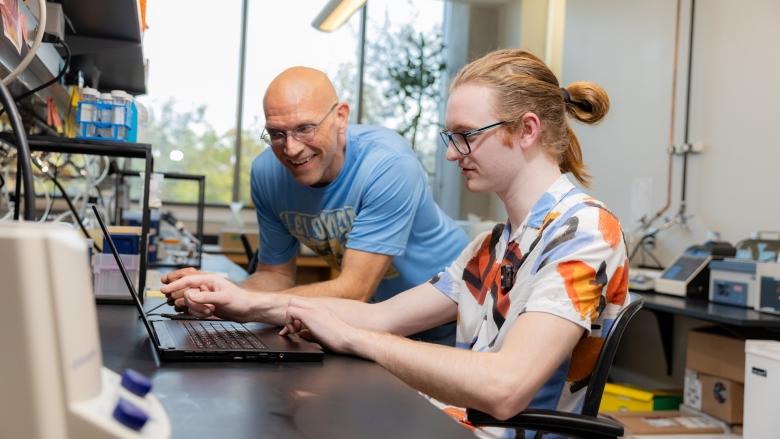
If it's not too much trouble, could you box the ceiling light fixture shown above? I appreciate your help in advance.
[312,0,367,32]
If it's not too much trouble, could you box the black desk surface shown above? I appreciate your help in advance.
[635,291,780,328]
[97,304,473,439]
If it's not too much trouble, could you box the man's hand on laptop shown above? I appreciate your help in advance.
[161,267,204,311]
[161,266,203,284]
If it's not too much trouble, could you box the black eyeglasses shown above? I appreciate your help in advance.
[439,121,506,155]
[262,103,338,147]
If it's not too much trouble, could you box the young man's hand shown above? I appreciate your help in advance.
[280,297,366,354]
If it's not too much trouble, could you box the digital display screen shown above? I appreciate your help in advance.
[661,255,708,281]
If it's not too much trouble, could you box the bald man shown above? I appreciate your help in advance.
[164,67,468,344]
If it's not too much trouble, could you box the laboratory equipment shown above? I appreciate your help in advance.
[744,340,780,439]
[111,90,133,140]
[76,88,134,141]
[79,87,100,137]
[756,263,780,315]
[0,222,170,438]
[654,241,735,299]
[709,259,761,308]
[735,232,780,262]
[99,93,114,138]
[628,267,663,291]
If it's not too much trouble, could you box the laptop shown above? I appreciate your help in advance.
[91,205,323,362]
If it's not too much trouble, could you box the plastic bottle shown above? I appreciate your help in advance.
[99,92,114,138]
[111,90,133,140]
[80,87,100,137]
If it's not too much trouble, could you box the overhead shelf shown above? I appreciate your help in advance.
[0,2,70,111]
[0,0,147,121]
[62,0,147,95]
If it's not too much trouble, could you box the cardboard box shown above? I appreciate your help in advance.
[603,410,725,435]
[687,327,747,383]
[685,368,744,424]
[700,373,743,424]
[600,383,681,412]
[89,226,142,253]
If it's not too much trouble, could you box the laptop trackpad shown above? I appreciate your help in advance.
[242,323,321,351]
[151,320,178,349]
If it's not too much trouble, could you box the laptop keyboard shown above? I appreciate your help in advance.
[182,321,268,350]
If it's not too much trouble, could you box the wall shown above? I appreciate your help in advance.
[457,4,502,220]
[545,0,566,78]
[518,0,548,57]
[686,0,780,250]
[563,0,780,387]
[499,0,522,51]
[564,0,780,266]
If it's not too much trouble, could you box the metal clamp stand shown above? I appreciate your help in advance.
[117,171,205,269]
[1,134,153,303]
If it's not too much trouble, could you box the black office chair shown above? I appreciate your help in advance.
[466,295,644,439]
[239,233,258,275]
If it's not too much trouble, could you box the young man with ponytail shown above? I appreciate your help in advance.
[161,49,629,438]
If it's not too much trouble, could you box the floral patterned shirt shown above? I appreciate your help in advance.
[429,175,630,438]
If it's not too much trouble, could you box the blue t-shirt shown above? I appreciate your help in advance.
[250,125,468,338]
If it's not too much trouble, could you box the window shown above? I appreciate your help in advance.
[362,0,447,179]
[136,0,243,204]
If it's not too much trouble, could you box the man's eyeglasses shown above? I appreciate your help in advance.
[439,121,506,155]
[262,103,338,147]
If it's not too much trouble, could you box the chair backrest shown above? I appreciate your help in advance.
[580,294,644,416]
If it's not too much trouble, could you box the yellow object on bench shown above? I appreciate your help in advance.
[600,383,681,412]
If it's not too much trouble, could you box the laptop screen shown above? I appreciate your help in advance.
[90,204,160,347]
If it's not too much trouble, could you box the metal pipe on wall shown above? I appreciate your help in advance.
[679,0,696,218]
[647,0,696,226]
[648,0,683,225]
[232,0,249,202]
[355,3,367,123]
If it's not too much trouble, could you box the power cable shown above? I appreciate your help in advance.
[0,80,35,220]
[31,158,98,251]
